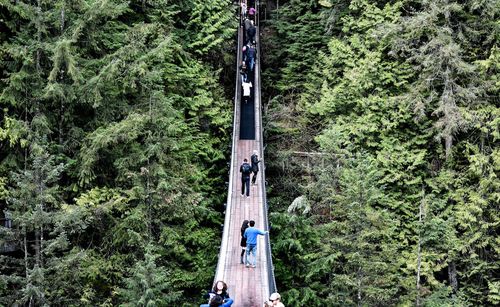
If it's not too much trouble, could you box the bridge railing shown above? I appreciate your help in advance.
[255,0,277,295]
[213,3,243,285]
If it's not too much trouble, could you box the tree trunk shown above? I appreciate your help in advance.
[357,267,362,307]
[36,0,42,73]
[416,188,425,307]
[23,226,29,279]
[448,261,458,293]
[59,97,64,146]
[35,229,40,266]
[60,4,65,34]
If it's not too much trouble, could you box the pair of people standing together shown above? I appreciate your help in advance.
[240,150,261,198]
[240,220,268,268]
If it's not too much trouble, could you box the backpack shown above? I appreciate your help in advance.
[242,163,252,174]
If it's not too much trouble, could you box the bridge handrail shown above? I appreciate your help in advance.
[213,5,242,285]
[255,0,278,296]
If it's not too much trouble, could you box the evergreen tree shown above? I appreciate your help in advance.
[262,0,498,305]
[1,0,234,304]
[3,114,65,306]
[119,245,181,306]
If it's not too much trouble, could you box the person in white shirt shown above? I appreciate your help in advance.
[242,81,252,104]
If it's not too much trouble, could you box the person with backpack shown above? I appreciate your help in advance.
[240,158,252,197]
[250,150,261,185]
[243,220,268,268]
[240,220,250,264]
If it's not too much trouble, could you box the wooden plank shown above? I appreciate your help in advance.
[219,139,267,307]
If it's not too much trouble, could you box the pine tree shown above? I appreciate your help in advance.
[119,245,181,306]
[4,114,65,306]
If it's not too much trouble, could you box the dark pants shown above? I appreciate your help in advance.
[252,170,258,184]
[241,176,250,196]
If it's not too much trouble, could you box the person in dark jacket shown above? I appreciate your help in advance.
[251,150,261,185]
[240,158,252,197]
[246,44,256,72]
[246,20,256,45]
[211,280,230,300]
[244,17,252,33]
[240,220,249,264]
[201,281,233,307]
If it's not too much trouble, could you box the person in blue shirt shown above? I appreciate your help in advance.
[243,220,268,268]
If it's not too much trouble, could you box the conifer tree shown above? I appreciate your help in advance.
[119,245,181,306]
[4,114,65,306]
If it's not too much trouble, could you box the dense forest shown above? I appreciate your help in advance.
[0,0,498,306]
[0,0,236,305]
[261,0,498,306]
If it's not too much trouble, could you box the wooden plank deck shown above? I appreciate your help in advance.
[221,138,268,307]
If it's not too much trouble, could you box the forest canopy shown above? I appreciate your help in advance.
[0,0,236,305]
[261,0,498,306]
[0,0,498,306]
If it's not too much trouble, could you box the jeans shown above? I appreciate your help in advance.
[251,170,258,184]
[248,57,255,72]
[246,244,257,266]
[200,298,234,307]
[241,176,250,196]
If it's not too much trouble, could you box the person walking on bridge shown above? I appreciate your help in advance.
[240,158,252,197]
[251,150,261,185]
[239,60,248,83]
[242,80,252,104]
[246,43,256,72]
[244,17,252,33]
[240,220,249,264]
[248,6,256,21]
[246,20,256,45]
[243,220,268,268]
[241,1,247,19]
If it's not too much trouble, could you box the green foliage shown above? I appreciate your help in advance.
[0,0,233,305]
[263,0,499,305]
[119,246,182,306]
